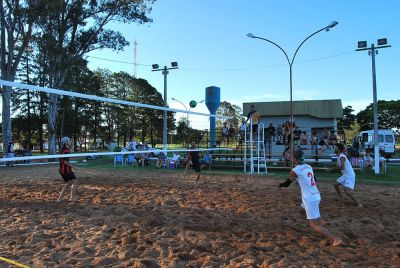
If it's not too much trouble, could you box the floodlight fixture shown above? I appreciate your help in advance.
[171,62,178,68]
[152,64,159,70]
[358,41,367,49]
[377,38,387,46]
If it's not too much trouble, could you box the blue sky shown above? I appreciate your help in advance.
[87,0,399,129]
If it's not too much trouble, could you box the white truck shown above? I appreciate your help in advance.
[358,129,396,157]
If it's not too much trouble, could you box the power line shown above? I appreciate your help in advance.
[86,55,151,67]
[87,50,355,72]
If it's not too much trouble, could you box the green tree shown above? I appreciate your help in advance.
[1,0,45,152]
[216,101,242,130]
[176,116,189,146]
[132,78,175,146]
[35,0,155,154]
[337,106,356,133]
[357,100,400,131]
[343,122,361,145]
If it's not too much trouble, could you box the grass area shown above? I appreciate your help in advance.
[266,164,400,185]
[77,156,400,185]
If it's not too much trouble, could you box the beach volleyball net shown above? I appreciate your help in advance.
[0,79,228,165]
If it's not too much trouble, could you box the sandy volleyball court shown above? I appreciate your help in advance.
[0,165,399,267]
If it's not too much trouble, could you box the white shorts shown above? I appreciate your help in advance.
[303,200,321,220]
[337,175,355,190]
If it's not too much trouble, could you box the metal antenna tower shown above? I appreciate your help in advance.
[133,39,138,78]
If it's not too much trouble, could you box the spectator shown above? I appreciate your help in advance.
[328,131,338,149]
[300,131,308,145]
[277,124,283,143]
[127,140,137,151]
[363,152,374,169]
[156,152,166,168]
[202,151,212,170]
[221,122,230,144]
[283,146,291,167]
[142,141,149,150]
[5,140,15,167]
[283,121,290,146]
[135,144,142,164]
[139,144,150,167]
[322,128,329,140]
[238,119,247,144]
[311,132,318,159]
[246,105,260,136]
[267,123,276,143]
[318,136,328,155]
[170,152,181,168]
[293,126,301,144]
[352,138,360,154]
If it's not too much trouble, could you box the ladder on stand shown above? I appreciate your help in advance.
[244,120,268,174]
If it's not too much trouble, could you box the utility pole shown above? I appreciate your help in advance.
[152,62,178,151]
[356,38,391,174]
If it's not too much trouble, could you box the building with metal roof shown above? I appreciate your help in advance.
[243,99,343,146]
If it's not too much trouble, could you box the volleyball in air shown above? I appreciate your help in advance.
[189,100,197,108]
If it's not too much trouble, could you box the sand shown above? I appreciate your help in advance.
[0,165,399,267]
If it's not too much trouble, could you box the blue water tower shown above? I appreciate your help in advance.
[205,86,220,148]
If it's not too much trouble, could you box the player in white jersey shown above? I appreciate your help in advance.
[279,150,342,246]
[333,143,362,207]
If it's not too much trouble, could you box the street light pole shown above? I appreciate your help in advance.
[247,21,338,168]
[356,39,391,174]
[172,98,204,122]
[171,97,188,122]
[152,62,178,151]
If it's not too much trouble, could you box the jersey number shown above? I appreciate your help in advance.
[307,172,316,186]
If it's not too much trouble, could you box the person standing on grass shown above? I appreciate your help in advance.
[279,149,343,246]
[57,136,78,202]
[5,140,15,167]
[333,143,362,207]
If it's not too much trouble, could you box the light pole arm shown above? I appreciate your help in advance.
[172,98,188,111]
[250,36,291,66]
[291,25,331,66]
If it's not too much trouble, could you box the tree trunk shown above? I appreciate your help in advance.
[27,89,32,149]
[39,93,45,153]
[1,86,12,153]
[150,125,154,147]
[73,100,78,152]
[48,93,58,155]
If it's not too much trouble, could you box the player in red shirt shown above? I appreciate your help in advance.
[57,136,78,202]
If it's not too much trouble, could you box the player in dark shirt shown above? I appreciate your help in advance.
[184,142,201,182]
[57,136,78,202]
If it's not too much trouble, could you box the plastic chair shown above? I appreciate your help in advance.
[114,154,124,166]
[125,154,137,166]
